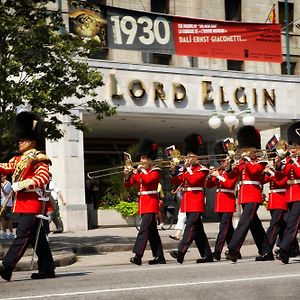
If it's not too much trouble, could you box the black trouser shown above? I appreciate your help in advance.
[280,201,300,253]
[178,212,212,257]
[214,212,234,254]
[266,209,286,249]
[228,203,271,255]
[133,213,164,258]
[3,213,55,273]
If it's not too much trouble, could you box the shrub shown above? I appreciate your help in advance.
[115,201,138,217]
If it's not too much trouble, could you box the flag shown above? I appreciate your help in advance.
[266,4,276,24]
[165,145,175,157]
[266,134,279,151]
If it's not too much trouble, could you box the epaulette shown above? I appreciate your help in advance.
[35,151,52,166]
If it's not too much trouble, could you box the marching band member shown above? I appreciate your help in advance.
[205,140,239,261]
[124,138,165,266]
[276,122,300,264]
[225,126,273,262]
[263,151,289,253]
[169,133,213,264]
[0,110,55,281]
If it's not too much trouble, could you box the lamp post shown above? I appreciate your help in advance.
[208,107,255,138]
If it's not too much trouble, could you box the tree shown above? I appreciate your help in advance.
[0,0,116,158]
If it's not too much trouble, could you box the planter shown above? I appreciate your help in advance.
[97,209,136,227]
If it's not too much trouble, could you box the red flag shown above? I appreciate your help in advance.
[266,4,276,24]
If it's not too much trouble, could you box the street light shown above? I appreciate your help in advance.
[208,107,255,136]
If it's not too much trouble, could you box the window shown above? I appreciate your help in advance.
[227,60,244,71]
[142,52,171,65]
[281,61,296,75]
[151,0,169,14]
[278,2,294,31]
[225,0,241,21]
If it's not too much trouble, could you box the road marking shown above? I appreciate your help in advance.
[1,273,300,300]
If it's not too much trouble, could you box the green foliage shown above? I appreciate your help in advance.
[0,0,116,153]
[115,201,138,217]
[99,192,120,209]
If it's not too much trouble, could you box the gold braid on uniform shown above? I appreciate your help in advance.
[12,149,52,183]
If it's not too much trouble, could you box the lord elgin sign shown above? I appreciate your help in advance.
[109,74,276,109]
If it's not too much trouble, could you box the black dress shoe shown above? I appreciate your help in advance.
[170,250,184,264]
[0,264,12,281]
[130,255,142,266]
[148,257,166,265]
[196,255,214,263]
[225,249,238,262]
[31,271,55,280]
[212,252,221,261]
[255,252,274,261]
[276,249,289,264]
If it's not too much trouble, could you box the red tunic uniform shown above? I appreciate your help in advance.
[237,158,267,204]
[171,164,208,213]
[206,167,239,213]
[0,149,51,214]
[264,172,287,211]
[279,157,300,202]
[124,167,161,214]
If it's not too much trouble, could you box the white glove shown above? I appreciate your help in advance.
[12,182,20,192]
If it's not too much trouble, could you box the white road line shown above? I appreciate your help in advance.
[1,273,300,300]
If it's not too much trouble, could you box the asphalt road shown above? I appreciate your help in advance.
[1,250,300,300]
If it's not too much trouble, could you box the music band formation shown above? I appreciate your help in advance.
[124,125,300,266]
[0,109,299,282]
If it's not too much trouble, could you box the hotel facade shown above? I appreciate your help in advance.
[47,0,300,230]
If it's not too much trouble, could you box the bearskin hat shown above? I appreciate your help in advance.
[137,138,157,160]
[183,133,205,155]
[214,140,227,155]
[287,121,300,145]
[15,111,45,150]
[237,125,261,149]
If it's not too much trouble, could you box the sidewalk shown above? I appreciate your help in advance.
[0,222,273,271]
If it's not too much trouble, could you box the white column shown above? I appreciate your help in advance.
[45,110,87,231]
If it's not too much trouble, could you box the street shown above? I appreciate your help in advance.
[1,249,299,300]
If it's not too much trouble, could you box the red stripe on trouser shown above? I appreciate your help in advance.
[12,216,36,268]
[268,211,283,246]
[135,214,153,256]
[236,203,258,251]
[216,214,230,253]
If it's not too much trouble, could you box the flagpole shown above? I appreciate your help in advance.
[265,3,275,23]
[285,0,291,75]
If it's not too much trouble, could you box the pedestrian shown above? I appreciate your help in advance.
[169,185,186,240]
[157,182,166,230]
[169,133,213,264]
[225,126,273,262]
[0,175,15,240]
[275,122,300,264]
[124,138,166,266]
[46,172,66,233]
[0,109,55,281]
[205,140,239,261]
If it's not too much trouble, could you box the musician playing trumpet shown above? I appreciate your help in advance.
[275,122,300,264]
[225,126,273,262]
[205,140,239,261]
[169,133,213,264]
[124,138,166,266]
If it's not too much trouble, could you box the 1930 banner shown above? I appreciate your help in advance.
[68,1,282,63]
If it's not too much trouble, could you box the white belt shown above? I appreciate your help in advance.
[182,187,204,192]
[241,180,261,187]
[269,189,286,193]
[216,188,235,194]
[287,179,300,185]
[138,190,158,196]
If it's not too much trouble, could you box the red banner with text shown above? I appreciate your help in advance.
[173,17,282,62]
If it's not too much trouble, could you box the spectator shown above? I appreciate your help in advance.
[0,175,14,240]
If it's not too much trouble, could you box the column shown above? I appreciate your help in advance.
[45,110,87,231]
